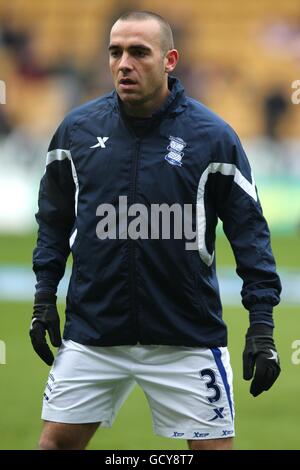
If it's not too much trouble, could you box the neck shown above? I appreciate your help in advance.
[122,84,170,118]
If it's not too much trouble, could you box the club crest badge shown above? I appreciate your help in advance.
[165,136,187,167]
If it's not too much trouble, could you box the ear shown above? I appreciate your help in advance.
[165,49,179,73]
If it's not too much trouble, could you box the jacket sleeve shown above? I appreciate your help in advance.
[33,118,76,294]
[208,124,281,326]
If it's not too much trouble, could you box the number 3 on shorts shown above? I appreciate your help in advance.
[200,368,221,403]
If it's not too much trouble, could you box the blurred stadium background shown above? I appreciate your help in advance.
[0,0,300,450]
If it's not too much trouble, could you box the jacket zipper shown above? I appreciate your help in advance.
[129,139,141,341]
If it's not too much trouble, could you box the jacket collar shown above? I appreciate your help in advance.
[110,76,187,118]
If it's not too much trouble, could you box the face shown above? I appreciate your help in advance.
[109,19,178,116]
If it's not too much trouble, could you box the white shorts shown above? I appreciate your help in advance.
[42,340,235,440]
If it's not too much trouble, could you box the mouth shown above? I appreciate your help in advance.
[119,78,138,89]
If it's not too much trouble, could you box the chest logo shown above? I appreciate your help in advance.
[90,137,109,149]
[165,136,186,167]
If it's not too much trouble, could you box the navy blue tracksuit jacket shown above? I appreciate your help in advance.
[33,77,281,347]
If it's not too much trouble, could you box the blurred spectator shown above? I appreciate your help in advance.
[263,88,289,141]
[15,39,46,81]
[0,16,46,81]
[0,108,13,137]
[0,15,29,55]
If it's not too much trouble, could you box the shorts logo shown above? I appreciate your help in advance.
[222,430,234,436]
[193,432,209,438]
[43,373,55,402]
[209,407,225,421]
[172,431,185,437]
[165,136,187,167]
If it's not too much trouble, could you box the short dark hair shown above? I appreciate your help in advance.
[116,11,174,54]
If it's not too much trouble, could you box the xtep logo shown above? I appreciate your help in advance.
[209,407,225,421]
[90,137,109,149]
[193,432,209,438]
[172,431,185,437]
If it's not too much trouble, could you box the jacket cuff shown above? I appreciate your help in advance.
[34,270,60,295]
[34,291,57,304]
[246,323,274,337]
[249,304,274,327]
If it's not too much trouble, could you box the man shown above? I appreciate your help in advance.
[30,11,281,450]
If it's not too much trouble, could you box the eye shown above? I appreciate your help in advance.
[110,50,121,58]
[134,50,147,58]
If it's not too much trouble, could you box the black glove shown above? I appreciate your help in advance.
[243,324,281,397]
[30,292,62,365]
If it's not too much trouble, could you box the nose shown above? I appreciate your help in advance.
[118,52,133,73]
